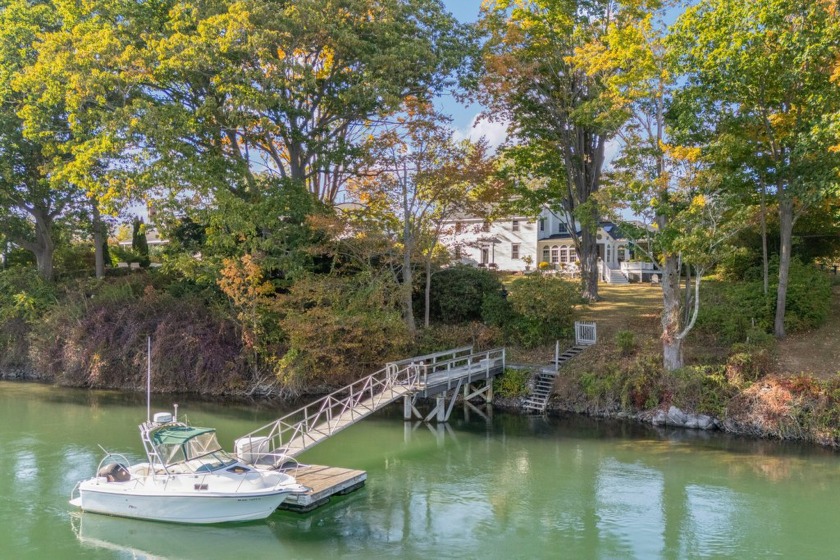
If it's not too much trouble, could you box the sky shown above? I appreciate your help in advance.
[438,1,509,150]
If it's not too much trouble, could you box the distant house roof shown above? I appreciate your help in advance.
[601,222,625,240]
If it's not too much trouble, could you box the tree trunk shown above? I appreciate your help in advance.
[28,208,55,282]
[580,227,599,301]
[92,201,105,279]
[774,197,794,338]
[682,262,692,326]
[402,249,416,336]
[424,259,432,328]
[661,253,683,371]
[760,181,769,296]
[579,203,601,301]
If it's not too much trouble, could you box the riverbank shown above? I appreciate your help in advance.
[3,273,838,448]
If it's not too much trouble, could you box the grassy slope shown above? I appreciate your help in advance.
[775,285,840,377]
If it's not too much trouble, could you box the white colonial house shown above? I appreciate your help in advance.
[442,208,659,283]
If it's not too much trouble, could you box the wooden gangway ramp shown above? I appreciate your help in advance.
[235,346,505,463]
[234,347,505,512]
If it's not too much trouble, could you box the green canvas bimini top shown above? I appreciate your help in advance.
[152,425,215,446]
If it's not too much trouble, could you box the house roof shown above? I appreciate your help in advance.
[543,231,578,240]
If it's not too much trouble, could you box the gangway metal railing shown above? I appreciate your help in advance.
[235,347,507,465]
[235,362,421,465]
[392,347,506,396]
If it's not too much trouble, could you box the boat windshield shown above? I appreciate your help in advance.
[152,427,236,471]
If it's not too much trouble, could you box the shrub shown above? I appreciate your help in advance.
[493,368,530,398]
[480,292,515,328]
[697,258,831,343]
[54,243,95,278]
[504,275,582,348]
[277,272,411,391]
[414,322,503,355]
[0,267,56,323]
[429,266,503,324]
[615,330,636,357]
[29,280,247,393]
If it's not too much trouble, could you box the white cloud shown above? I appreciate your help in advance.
[452,113,509,152]
[603,137,622,169]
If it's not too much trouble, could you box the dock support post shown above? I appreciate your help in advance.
[435,396,446,423]
[463,381,493,404]
[404,395,412,420]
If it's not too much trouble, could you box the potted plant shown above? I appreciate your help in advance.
[522,255,533,271]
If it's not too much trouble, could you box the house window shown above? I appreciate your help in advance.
[550,245,559,264]
[542,247,550,263]
[539,218,545,232]
[560,246,568,263]
[511,243,520,260]
[558,222,567,234]
[454,222,462,233]
[454,246,461,259]
[512,220,520,232]
[482,221,491,232]
[606,245,612,263]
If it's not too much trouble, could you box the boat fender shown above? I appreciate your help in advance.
[97,462,131,482]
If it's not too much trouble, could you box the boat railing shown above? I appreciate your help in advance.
[237,362,421,464]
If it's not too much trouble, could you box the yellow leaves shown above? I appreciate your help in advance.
[315,46,336,80]
[689,194,706,212]
[218,254,275,309]
[666,144,702,163]
[767,111,796,135]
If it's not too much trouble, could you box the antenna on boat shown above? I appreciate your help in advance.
[146,335,151,423]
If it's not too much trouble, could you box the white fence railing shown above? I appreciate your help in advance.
[575,321,597,346]
[620,261,659,272]
[392,346,506,392]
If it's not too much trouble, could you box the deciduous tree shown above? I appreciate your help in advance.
[670,0,840,338]
[478,0,631,301]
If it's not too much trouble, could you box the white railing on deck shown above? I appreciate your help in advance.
[620,261,658,273]
[575,321,597,346]
[395,347,506,392]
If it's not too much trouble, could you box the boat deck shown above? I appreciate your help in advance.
[278,464,367,513]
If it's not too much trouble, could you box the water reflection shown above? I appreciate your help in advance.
[72,513,287,560]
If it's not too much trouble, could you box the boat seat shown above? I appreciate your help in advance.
[98,463,131,482]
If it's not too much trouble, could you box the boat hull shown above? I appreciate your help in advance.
[73,480,299,524]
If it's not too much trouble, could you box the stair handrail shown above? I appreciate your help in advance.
[237,362,420,463]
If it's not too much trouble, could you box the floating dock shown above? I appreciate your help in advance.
[278,464,367,513]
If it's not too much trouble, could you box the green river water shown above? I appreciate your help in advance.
[1,380,839,559]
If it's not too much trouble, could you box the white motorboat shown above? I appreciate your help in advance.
[70,409,307,524]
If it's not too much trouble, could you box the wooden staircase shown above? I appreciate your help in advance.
[522,345,587,413]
